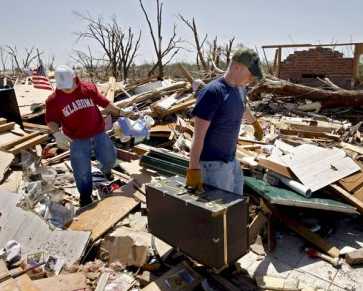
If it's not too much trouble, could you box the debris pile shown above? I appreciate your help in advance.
[1,67,363,291]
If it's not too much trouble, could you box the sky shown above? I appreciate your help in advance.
[1,0,362,67]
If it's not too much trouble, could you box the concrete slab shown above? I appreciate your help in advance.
[236,251,292,279]
[293,255,338,285]
[330,264,362,291]
[287,270,332,290]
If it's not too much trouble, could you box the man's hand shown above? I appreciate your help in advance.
[105,103,123,117]
[53,131,71,150]
[192,79,205,92]
[186,169,204,192]
[252,119,264,141]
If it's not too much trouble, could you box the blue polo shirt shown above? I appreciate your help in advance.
[191,77,245,162]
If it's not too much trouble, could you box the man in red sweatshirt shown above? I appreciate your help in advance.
[45,65,121,207]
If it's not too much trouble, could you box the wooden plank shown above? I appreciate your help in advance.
[288,123,334,133]
[34,273,87,291]
[22,122,50,133]
[8,134,48,154]
[279,128,340,141]
[43,150,70,166]
[330,184,363,214]
[257,158,294,179]
[338,171,363,192]
[0,132,40,150]
[0,122,15,133]
[69,194,139,241]
[353,187,363,201]
[266,204,340,258]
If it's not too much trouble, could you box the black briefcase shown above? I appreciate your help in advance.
[146,176,249,271]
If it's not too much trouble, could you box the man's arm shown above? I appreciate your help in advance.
[243,105,256,123]
[105,103,122,117]
[47,121,60,133]
[189,117,210,169]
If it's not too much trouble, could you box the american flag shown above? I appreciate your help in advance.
[31,64,53,91]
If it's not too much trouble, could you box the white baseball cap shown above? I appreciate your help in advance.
[55,65,75,90]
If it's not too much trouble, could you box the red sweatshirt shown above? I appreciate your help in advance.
[45,78,110,139]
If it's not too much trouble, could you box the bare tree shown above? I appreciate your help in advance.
[0,47,8,72]
[22,47,39,69]
[76,12,141,81]
[224,37,235,65]
[6,45,21,72]
[139,0,182,79]
[208,37,223,67]
[46,55,56,71]
[179,15,208,71]
[118,27,142,80]
[71,46,99,80]
[6,45,40,73]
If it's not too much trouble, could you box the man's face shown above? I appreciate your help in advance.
[235,63,253,86]
[60,78,76,94]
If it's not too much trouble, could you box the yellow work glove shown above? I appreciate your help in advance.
[252,119,264,141]
[186,169,204,193]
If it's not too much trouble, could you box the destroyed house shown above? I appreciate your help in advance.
[279,47,353,88]
[263,42,363,89]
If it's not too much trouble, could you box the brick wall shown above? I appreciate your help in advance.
[279,47,353,88]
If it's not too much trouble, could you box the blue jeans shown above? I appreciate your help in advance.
[200,159,243,195]
[70,132,116,206]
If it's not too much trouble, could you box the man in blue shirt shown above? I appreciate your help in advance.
[186,48,263,194]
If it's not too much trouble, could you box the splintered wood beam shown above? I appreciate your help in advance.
[329,184,363,214]
[0,122,15,133]
[43,150,70,166]
[8,134,48,154]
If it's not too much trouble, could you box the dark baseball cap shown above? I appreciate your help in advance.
[232,48,264,80]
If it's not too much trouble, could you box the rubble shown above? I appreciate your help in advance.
[2,62,363,291]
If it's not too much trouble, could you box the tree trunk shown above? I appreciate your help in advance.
[249,78,363,108]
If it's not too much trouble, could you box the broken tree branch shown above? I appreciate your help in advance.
[249,78,363,108]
